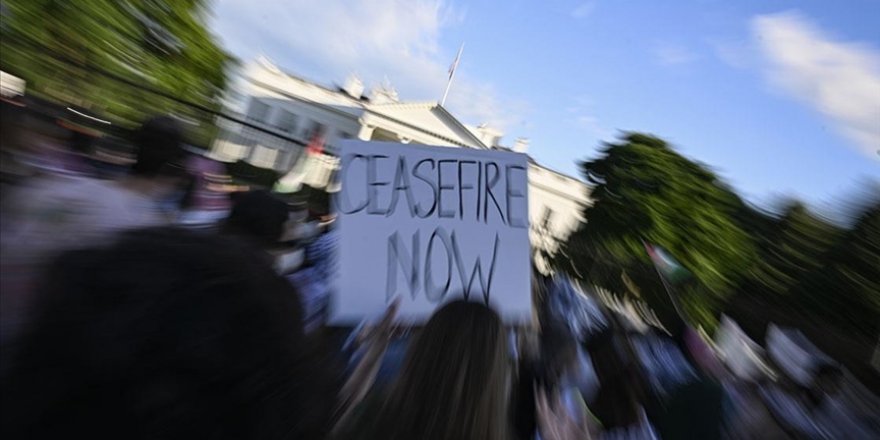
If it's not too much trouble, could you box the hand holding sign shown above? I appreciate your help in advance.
[356,296,401,347]
[335,297,402,429]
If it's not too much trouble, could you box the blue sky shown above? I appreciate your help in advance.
[211,0,880,213]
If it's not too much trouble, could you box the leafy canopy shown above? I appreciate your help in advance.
[557,133,755,328]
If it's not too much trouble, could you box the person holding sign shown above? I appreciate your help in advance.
[332,300,512,440]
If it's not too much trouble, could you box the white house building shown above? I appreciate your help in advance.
[211,57,590,272]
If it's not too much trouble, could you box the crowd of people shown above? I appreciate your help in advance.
[1,103,878,439]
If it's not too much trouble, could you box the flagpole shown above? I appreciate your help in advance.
[652,261,685,319]
[642,240,686,320]
[441,44,464,107]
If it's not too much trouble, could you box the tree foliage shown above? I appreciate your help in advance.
[0,0,233,138]
[788,202,880,338]
[742,201,841,297]
[556,132,879,380]
[556,133,755,329]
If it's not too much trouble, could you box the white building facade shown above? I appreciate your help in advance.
[211,58,590,272]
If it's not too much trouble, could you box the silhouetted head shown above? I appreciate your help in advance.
[371,300,510,440]
[130,116,185,177]
[223,190,290,247]
[1,228,335,439]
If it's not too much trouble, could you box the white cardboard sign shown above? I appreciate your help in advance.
[331,140,531,323]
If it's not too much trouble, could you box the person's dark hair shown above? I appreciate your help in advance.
[584,328,646,429]
[223,190,290,247]
[1,228,336,439]
[536,323,578,395]
[130,116,185,177]
[368,300,511,440]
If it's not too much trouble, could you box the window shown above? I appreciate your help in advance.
[246,98,270,122]
[274,109,298,134]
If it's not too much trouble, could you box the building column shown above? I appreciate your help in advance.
[357,124,375,141]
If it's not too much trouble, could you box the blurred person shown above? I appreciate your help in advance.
[721,377,792,440]
[300,201,339,333]
[333,298,403,427]
[0,115,187,347]
[175,154,232,228]
[761,362,879,439]
[2,115,187,258]
[306,216,338,281]
[535,386,595,440]
[57,117,101,176]
[1,107,75,185]
[333,300,512,440]
[284,184,332,244]
[220,190,331,332]
[630,328,698,399]
[542,275,608,342]
[0,228,337,439]
[584,328,659,439]
[805,364,879,439]
[222,189,291,251]
[524,324,600,440]
[650,320,726,440]
[336,300,414,407]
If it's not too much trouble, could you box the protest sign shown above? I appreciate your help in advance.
[331,140,531,323]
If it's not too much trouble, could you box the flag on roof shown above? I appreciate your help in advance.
[448,44,463,80]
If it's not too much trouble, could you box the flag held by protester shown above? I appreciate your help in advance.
[644,242,691,284]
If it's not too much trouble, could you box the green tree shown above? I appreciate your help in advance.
[0,0,233,140]
[792,200,880,338]
[555,133,755,329]
[726,195,879,388]
[745,201,841,297]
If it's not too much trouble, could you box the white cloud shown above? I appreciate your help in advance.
[209,0,525,131]
[752,11,880,159]
[571,1,596,19]
[653,42,698,66]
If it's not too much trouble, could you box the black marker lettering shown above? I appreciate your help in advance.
[505,164,528,229]
[476,162,483,222]
[367,154,390,215]
[386,231,420,300]
[457,160,477,220]
[437,159,457,218]
[451,231,500,305]
[483,162,505,225]
[337,154,368,214]
[387,156,418,217]
[413,158,437,218]
[424,227,453,302]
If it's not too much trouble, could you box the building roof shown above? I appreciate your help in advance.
[366,101,489,148]
[246,58,585,182]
